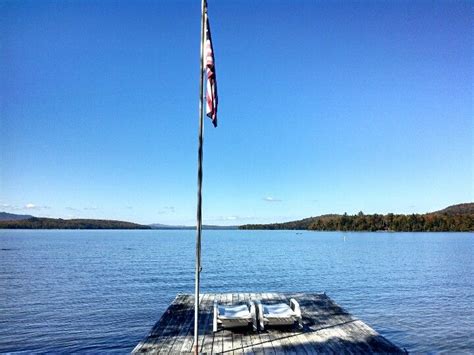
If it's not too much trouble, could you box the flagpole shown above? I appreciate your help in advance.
[194,0,206,353]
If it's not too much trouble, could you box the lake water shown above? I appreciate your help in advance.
[0,230,472,353]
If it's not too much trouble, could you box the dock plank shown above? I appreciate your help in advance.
[168,294,203,354]
[237,293,255,355]
[230,293,244,354]
[222,293,235,354]
[262,293,285,354]
[274,292,312,355]
[197,293,214,354]
[177,294,198,353]
[133,294,187,353]
[201,293,215,354]
[213,293,224,354]
[262,292,291,354]
[133,292,404,354]
[249,292,267,355]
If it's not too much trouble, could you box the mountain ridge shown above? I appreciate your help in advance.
[0,217,150,229]
[0,212,34,221]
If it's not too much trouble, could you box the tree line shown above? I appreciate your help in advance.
[240,212,473,232]
[0,217,151,229]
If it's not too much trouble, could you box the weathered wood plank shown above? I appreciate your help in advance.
[197,293,214,354]
[247,293,265,355]
[179,294,201,353]
[133,294,188,353]
[236,293,255,355]
[262,292,293,354]
[262,293,285,354]
[201,293,215,354]
[301,293,351,353]
[275,293,312,354]
[229,293,244,354]
[213,293,224,354]
[157,293,195,354]
[222,293,235,354]
[167,294,203,354]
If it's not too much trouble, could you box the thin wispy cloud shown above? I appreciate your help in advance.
[263,197,282,202]
[83,206,98,211]
[66,207,80,211]
[1,203,51,211]
[158,206,175,215]
[206,215,258,222]
[25,203,50,210]
[0,204,22,211]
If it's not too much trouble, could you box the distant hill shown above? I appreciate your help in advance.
[238,215,338,230]
[0,217,151,229]
[149,223,183,229]
[0,212,236,230]
[202,225,239,230]
[240,214,348,230]
[431,203,474,216]
[0,212,34,221]
[240,203,474,232]
[149,223,238,230]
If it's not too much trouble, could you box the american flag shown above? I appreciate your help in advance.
[204,14,218,127]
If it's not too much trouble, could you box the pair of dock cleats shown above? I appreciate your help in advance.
[213,298,302,332]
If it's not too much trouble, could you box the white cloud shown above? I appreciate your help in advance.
[263,196,282,202]
[25,203,50,210]
[83,206,98,210]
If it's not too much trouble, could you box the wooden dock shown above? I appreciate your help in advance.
[133,292,404,354]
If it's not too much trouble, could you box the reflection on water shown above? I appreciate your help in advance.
[0,230,473,353]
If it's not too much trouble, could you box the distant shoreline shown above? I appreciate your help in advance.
[0,216,238,230]
[240,203,473,232]
[1,203,472,232]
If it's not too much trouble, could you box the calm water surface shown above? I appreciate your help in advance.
[0,230,473,353]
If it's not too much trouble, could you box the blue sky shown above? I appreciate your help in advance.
[1,0,472,225]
